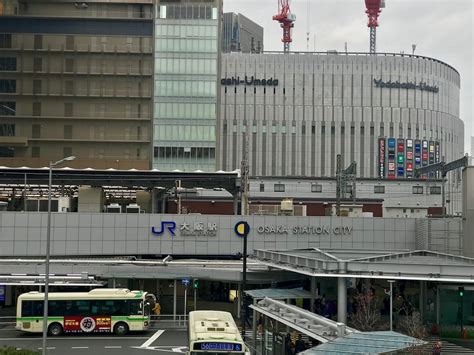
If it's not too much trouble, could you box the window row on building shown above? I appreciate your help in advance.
[153,146,216,160]
[158,4,218,20]
[262,183,441,195]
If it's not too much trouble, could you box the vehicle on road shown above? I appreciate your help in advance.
[188,310,250,355]
[16,288,154,336]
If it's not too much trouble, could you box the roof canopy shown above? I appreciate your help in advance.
[244,287,312,300]
[253,248,474,283]
[300,331,425,354]
[0,167,240,194]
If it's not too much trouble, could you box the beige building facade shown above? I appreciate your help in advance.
[0,0,154,169]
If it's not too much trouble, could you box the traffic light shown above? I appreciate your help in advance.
[459,286,464,297]
[193,279,199,289]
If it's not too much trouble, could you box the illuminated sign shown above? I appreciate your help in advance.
[407,163,413,171]
[378,138,386,178]
[194,343,242,351]
[398,155,404,163]
[407,151,413,160]
[221,76,279,86]
[373,78,439,93]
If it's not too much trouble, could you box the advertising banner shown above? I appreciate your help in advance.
[397,139,405,177]
[378,138,386,179]
[435,142,441,178]
[429,141,435,178]
[414,140,422,170]
[406,139,413,177]
[64,316,112,333]
[422,140,428,166]
[387,138,396,179]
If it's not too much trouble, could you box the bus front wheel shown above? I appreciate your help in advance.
[113,322,129,336]
[48,323,63,336]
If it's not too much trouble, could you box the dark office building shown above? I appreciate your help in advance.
[222,12,263,53]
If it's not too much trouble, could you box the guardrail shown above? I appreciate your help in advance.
[150,314,188,328]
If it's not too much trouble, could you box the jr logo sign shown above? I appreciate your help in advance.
[151,221,176,236]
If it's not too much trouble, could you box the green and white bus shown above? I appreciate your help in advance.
[188,310,250,355]
[16,288,153,336]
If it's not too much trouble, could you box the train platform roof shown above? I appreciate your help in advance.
[0,166,240,193]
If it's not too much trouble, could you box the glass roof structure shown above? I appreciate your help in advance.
[300,331,426,354]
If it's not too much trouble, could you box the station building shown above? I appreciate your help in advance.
[0,0,466,214]
[0,166,472,331]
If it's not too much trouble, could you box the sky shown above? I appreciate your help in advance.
[223,0,474,155]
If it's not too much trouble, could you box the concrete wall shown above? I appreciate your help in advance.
[0,212,418,257]
[462,167,474,257]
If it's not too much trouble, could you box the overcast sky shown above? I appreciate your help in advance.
[223,0,474,155]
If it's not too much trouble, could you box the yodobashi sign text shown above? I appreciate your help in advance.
[221,76,279,86]
[373,78,439,93]
[256,225,352,236]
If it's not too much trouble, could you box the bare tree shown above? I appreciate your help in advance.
[398,311,428,339]
[350,293,382,331]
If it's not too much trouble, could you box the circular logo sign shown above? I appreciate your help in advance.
[80,317,96,332]
[234,221,250,238]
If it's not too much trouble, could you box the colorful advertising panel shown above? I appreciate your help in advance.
[378,138,386,179]
[428,141,435,178]
[422,140,428,166]
[435,142,441,178]
[406,139,413,177]
[387,138,396,179]
[414,140,422,171]
[397,139,405,177]
[64,316,112,333]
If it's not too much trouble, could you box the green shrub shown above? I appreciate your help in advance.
[0,347,40,355]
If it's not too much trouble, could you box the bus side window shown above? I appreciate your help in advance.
[49,300,66,316]
[128,300,141,315]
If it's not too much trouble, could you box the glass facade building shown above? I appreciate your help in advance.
[153,0,221,171]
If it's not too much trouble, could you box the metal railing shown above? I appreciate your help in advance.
[150,314,188,328]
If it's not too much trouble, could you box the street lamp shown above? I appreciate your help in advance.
[387,280,395,331]
[42,156,76,355]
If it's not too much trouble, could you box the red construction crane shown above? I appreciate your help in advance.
[273,0,296,53]
[364,0,385,54]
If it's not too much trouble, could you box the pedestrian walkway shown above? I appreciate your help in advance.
[415,336,474,354]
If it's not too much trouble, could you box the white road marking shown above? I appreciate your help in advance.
[38,347,56,350]
[71,347,89,349]
[140,329,165,348]
[104,346,122,349]
[0,336,150,341]
[131,346,188,353]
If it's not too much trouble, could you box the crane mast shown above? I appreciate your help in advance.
[273,0,296,53]
[364,0,385,54]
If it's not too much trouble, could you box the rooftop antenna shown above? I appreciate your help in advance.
[306,0,310,51]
